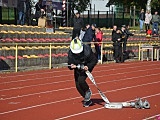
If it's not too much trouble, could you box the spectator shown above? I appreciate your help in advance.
[94,27,103,63]
[68,38,97,107]
[139,9,145,32]
[72,12,84,39]
[121,25,134,54]
[125,25,134,41]
[111,25,117,60]
[82,24,96,46]
[79,27,86,41]
[112,25,117,37]
[151,11,160,35]
[112,29,123,63]
[35,0,46,25]
[17,0,27,25]
[123,25,134,61]
[121,25,127,53]
[144,10,152,33]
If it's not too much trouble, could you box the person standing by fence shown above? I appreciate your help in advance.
[94,27,103,63]
[112,29,123,63]
[111,25,117,60]
[139,9,145,32]
[121,25,127,53]
[151,11,160,35]
[82,24,96,46]
[17,0,27,25]
[144,10,152,33]
[72,12,84,39]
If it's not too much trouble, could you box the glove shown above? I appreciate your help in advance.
[77,64,84,70]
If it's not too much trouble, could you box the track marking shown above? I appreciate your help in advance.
[1,87,75,100]
[1,73,160,100]
[0,80,160,115]
[1,62,158,84]
[1,67,160,92]
[0,61,158,79]
[143,114,160,120]
[55,93,160,120]
[0,79,72,92]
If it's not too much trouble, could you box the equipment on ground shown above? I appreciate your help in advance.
[84,65,150,109]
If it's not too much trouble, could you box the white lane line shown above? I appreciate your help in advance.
[143,114,160,120]
[55,93,160,120]
[1,62,157,84]
[0,68,160,93]
[0,80,160,115]
[1,61,158,79]
[1,65,159,85]
[1,62,159,86]
[0,74,73,84]
[1,87,75,100]
[0,79,72,92]
[1,72,160,100]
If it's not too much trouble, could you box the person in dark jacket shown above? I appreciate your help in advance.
[72,12,84,39]
[112,29,123,63]
[82,24,96,46]
[68,38,97,107]
[122,25,134,53]
[121,25,127,53]
[139,9,145,32]
[111,25,117,59]
[17,0,27,25]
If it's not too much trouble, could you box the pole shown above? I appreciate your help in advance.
[133,6,136,27]
[62,0,66,26]
[49,43,52,69]
[138,42,141,60]
[129,6,132,26]
[15,44,18,72]
[94,4,95,23]
[67,0,68,27]
[101,42,103,64]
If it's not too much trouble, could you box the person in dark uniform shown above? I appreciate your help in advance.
[111,25,117,59]
[112,29,123,63]
[68,38,97,107]
[121,25,127,53]
[72,12,84,39]
[121,25,134,61]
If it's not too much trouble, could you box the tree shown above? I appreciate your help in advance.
[106,0,160,10]
[69,0,90,14]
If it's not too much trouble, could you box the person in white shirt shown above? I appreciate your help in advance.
[144,10,152,33]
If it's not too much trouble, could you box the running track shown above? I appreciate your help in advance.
[0,61,160,120]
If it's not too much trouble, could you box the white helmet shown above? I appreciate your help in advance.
[70,38,83,54]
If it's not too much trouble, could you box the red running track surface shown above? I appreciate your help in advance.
[0,61,160,120]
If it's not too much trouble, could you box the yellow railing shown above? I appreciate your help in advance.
[0,41,159,72]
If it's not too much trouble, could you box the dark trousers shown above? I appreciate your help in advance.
[114,45,123,62]
[72,29,81,39]
[152,22,159,35]
[95,45,101,60]
[74,70,89,98]
[123,40,127,53]
[145,23,150,32]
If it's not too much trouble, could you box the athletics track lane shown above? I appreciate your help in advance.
[1,62,160,119]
